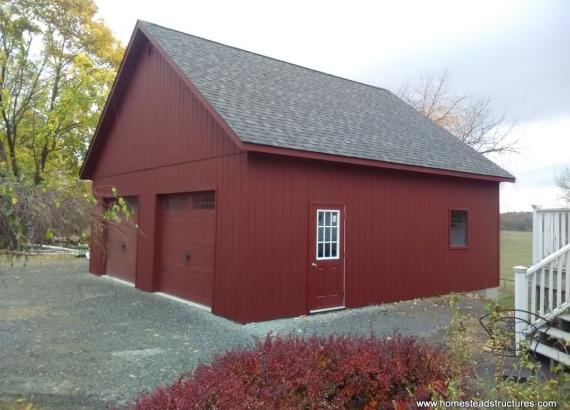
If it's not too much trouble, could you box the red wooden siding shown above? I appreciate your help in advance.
[88,35,248,321]
[157,192,216,306]
[240,153,500,322]
[91,37,239,179]
[104,197,139,282]
[86,30,502,324]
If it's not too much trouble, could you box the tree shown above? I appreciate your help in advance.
[398,71,517,155]
[556,166,570,205]
[0,0,122,183]
[0,0,123,252]
[0,0,42,178]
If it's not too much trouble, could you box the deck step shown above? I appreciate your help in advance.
[538,326,570,342]
[558,313,570,323]
[530,340,570,366]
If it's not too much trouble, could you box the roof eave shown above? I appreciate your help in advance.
[242,142,516,183]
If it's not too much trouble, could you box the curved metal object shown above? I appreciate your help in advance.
[479,309,553,358]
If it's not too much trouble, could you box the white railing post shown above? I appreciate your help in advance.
[514,266,529,348]
[532,205,542,263]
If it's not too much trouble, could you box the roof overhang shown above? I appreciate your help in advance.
[243,142,515,183]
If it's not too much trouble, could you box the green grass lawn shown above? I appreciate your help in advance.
[498,230,532,308]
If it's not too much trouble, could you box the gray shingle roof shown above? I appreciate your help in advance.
[141,21,513,179]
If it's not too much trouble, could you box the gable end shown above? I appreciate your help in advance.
[80,24,244,180]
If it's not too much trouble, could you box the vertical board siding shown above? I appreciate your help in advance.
[88,33,501,323]
[91,38,239,179]
[243,153,500,322]
[88,38,248,322]
[91,155,248,320]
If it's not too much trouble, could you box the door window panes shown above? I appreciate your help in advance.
[316,210,340,260]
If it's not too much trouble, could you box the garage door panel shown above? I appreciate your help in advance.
[186,224,215,241]
[160,254,213,273]
[161,222,197,238]
[159,269,213,305]
[105,197,138,283]
[159,249,187,267]
[157,191,216,307]
[159,241,188,253]
[161,219,214,237]
[186,250,214,269]
[160,268,212,289]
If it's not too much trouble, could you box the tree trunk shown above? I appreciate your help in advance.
[0,138,6,163]
[3,121,20,178]
[34,142,49,185]
[32,54,65,186]
[7,136,19,178]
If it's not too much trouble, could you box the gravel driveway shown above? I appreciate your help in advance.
[0,256,492,409]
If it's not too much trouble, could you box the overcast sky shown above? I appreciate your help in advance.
[95,0,570,212]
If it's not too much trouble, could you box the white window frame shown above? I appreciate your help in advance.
[316,209,341,260]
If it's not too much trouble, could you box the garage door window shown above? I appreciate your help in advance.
[191,191,215,209]
[106,196,138,222]
[166,195,187,211]
[124,197,138,213]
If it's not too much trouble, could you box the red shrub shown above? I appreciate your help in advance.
[128,334,452,409]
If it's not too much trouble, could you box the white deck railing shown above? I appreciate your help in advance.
[532,206,570,263]
[514,243,570,345]
[515,206,570,346]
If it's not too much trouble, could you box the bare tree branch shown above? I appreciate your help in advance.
[556,166,570,206]
[398,71,518,155]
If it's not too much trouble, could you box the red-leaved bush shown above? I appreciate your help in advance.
[128,334,452,409]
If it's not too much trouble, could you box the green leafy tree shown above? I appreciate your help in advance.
[0,0,42,178]
[0,0,122,183]
[0,0,124,252]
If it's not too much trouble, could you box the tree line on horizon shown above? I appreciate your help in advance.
[500,212,532,232]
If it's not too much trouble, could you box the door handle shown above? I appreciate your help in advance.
[184,253,191,263]
[311,262,317,267]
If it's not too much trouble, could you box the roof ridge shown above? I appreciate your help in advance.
[138,20,392,95]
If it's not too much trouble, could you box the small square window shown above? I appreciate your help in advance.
[450,210,468,247]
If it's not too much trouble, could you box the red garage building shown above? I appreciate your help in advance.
[81,21,514,323]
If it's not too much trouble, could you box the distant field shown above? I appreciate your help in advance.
[498,230,532,308]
